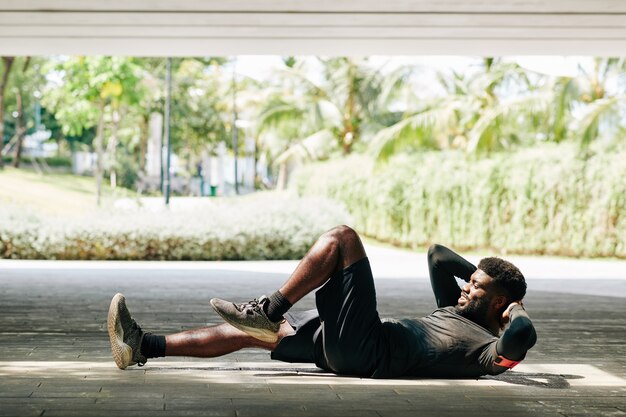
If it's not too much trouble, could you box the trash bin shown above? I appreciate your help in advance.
[209,185,217,197]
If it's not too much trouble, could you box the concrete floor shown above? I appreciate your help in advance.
[1,252,625,417]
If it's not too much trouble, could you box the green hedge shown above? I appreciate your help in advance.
[2,155,72,168]
[0,193,351,260]
[291,145,625,258]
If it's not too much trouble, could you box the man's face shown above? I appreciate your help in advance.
[454,269,497,324]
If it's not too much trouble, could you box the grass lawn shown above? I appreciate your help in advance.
[0,167,133,215]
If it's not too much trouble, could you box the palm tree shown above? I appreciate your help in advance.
[370,57,626,161]
[570,58,626,148]
[258,58,385,155]
[369,58,554,161]
[255,57,384,187]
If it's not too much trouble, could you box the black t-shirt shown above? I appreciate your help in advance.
[374,307,504,378]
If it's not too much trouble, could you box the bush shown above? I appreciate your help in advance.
[291,145,626,258]
[110,152,139,190]
[0,193,351,260]
[2,155,72,168]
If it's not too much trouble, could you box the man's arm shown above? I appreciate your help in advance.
[427,244,477,308]
[496,303,537,361]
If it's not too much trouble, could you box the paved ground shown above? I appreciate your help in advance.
[1,245,625,417]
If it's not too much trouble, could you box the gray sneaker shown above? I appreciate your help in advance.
[107,293,147,370]
[210,296,281,343]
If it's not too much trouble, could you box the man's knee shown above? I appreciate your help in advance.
[325,225,366,268]
[327,225,359,244]
[428,244,445,265]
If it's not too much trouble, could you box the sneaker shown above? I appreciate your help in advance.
[210,296,281,343]
[107,293,147,370]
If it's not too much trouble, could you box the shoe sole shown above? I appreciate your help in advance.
[107,293,133,370]
[210,299,278,344]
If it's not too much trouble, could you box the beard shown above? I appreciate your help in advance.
[454,295,490,327]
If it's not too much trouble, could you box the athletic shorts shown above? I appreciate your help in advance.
[271,257,384,376]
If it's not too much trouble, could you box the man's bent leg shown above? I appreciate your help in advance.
[314,257,382,376]
[278,225,367,305]
[210,226,367,342]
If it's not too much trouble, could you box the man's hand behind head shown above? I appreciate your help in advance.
[500,301,524,330]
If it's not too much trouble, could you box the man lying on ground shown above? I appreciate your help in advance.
[108,225,537,378]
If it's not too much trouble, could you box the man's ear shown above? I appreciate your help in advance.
[493,295,508,311]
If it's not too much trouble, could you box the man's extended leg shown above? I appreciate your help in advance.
[164,321,294,357]
[210,225,367,342]
[107,292,295,370]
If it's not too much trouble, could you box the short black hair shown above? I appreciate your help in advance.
[477,257,526,301]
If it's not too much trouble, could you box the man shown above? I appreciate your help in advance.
[108,225,536,378]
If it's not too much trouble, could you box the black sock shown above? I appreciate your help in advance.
[265,290,292,322]
[140,333,166,358]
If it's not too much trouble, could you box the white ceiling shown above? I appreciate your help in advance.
[1,0,625,56]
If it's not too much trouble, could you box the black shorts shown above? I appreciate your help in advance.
[271,257,384,376]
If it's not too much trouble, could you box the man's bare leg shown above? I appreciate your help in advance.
[160,226,366,358]
[209,225,367,342]
[278,225,367,304]
[164,321,295,357]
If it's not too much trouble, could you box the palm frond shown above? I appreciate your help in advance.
[469,62,526,96]
[311,99,342,129]
[369,101,462,161]
[257,102,304,133]
[466,91,553,153]
[575,94,626,147]
[277,66,327,99]
[377,65,415,109]
[274,129,335,165]
[551,78,579,142]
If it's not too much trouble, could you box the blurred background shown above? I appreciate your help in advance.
[1,54,623,261]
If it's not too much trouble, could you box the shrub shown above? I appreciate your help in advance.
[0,192,351,260]
[291,145,626,258]
[110,152,139,190]
[2,155,72,168]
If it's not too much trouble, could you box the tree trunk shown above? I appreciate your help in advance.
[341,62,358,155]
[10,57,30,168]
[95,101,105,206]
[253,137,259,189]
[107,108,120,188]
[139,113,149,173]
[12,87,26,168]
[276,161,287,190]
[0,56,15,169]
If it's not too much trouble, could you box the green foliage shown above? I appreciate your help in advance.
[110,151,138,190]
[44,57,144,136]
[2,155,71,167]
[257,57,385,165]
[4,56,625,204]
[291,145,626,258]
[1,58,46,139]
[370,60,548,158]
[170,58,230,157]
[0,193,350,260]
[576,94,626,148]
[369,58,626,159]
